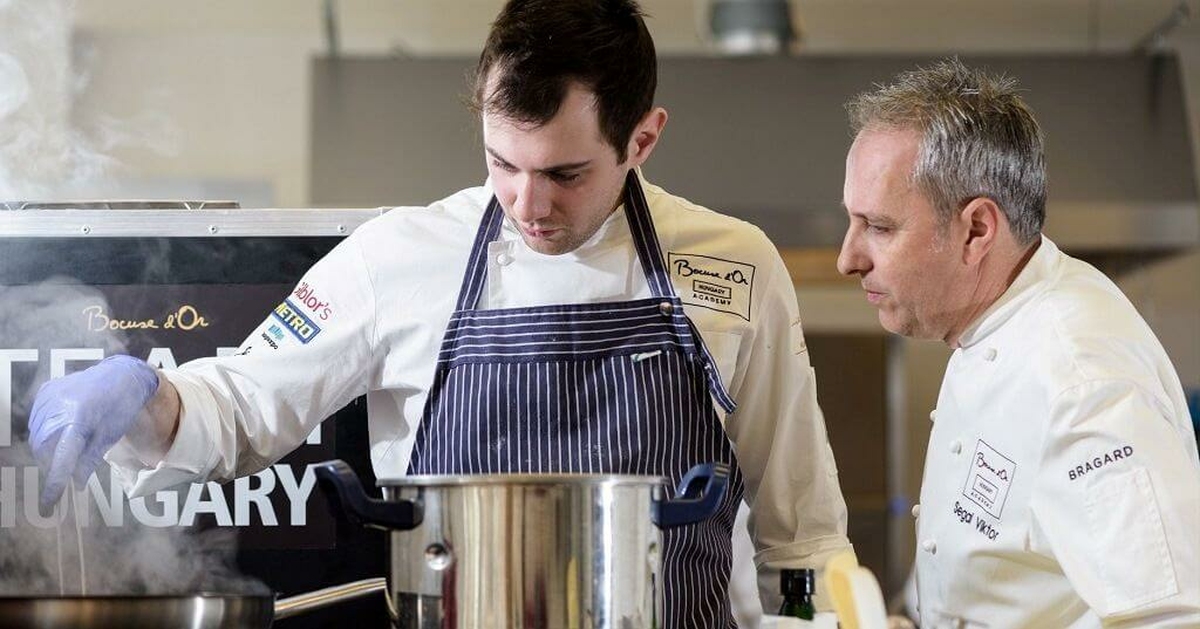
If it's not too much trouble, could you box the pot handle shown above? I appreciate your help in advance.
[274,577,389,620]
[652,462,730,529]
[313,459,424,531]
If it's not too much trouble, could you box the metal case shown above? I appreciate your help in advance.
[0,202,392,628]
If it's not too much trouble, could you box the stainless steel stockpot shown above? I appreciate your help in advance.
[315,459,729,629]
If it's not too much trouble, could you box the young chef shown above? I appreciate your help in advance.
[837,58,1200,627]
[28,0,853,625]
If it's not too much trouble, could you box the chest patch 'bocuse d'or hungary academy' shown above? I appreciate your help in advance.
[667,252,755,321]
[962,439,1016,519]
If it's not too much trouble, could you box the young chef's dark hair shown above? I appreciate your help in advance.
[472,0,656,163]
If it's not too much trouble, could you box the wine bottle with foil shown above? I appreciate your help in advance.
[778,568,816,620]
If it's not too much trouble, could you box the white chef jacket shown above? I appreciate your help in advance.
[106,172,852,608]
[914,236,1200,628]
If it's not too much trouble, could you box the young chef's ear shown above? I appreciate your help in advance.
[960,196,1002,265]
[625,107,668,167]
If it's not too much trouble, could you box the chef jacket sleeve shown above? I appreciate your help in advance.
[1029,378,1200,626]
[107,231,380,495]
[720,250,854,612]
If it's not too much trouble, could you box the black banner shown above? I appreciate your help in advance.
[0,282,337,548]
[0,235,389,625]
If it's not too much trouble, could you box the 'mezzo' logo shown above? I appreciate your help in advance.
[293,282,333,320]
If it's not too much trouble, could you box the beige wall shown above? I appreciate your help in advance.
[73,32,318,206]
[1116,250,1200,387]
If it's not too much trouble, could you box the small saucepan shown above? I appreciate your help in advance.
[0,576,390,628]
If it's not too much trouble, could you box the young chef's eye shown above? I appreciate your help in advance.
[491,159,518,173]
[547,171,581,184]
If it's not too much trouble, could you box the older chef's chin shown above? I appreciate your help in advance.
[864,297,907,336]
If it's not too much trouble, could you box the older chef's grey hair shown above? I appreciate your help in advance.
[846,58,1046,246]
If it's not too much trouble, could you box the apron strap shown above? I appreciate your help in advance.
[621,170,674,298]
[453,195,506,312]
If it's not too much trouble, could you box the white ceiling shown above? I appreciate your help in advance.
[74,0,1199,56]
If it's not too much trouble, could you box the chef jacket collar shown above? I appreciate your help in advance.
[955,234,1061,348]
[484,168,648,261]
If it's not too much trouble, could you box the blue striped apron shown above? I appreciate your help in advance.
[407,172,745,628]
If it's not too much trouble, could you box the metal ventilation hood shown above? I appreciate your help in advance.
[309,54,1200,277]
[645,54,1200,277]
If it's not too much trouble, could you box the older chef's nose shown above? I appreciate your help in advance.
[836,227,870,276]
[511,174,552,222]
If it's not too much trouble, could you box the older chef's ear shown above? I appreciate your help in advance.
[960,196,1002,265]
[625,107,668,167]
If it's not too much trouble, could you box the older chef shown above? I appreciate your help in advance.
[28,0,852,625]
[837,59,1200,627]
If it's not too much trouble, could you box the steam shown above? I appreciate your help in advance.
[0,456,266,595]
[0,280,128,431]
[0,0,264,598]
[0,0,178,200]
[0,0,92,199]
[0,53,30,120]
[0,445,267,596]
[0,281,268,596]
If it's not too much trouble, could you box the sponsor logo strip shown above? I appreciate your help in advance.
[271,300,322,343]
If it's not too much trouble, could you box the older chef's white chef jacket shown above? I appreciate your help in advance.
[914,236,1200,628]
[107,173,853,607]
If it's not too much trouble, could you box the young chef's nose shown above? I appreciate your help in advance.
[510,174,553,222]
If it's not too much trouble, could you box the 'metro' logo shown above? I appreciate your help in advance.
[272,300,322,343]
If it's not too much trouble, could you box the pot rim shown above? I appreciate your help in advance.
[376,472,671,488]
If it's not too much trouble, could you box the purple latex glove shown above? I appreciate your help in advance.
[29,355,159,509]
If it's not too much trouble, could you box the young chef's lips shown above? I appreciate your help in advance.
[521,225,560,239]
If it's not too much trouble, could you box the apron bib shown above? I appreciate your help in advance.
[408,172,744,628]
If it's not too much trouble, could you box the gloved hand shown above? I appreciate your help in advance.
[29,354,159,509]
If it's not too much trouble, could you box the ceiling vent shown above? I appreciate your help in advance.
[709,0,797,55]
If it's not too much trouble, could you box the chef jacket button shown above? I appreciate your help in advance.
[950,440,962,455]
[911,504,920,518]
[929,409,937,423]
[921,539,937,554]
[496,253,513,266]
[659,302,674,315]
[984,347,998,361]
